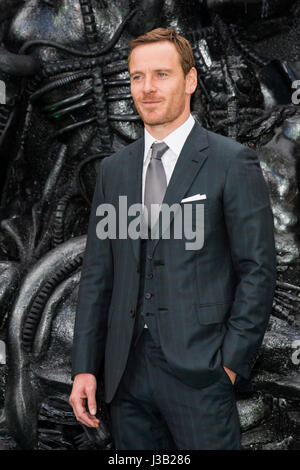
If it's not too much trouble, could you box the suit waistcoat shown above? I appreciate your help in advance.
[133,237,160,347]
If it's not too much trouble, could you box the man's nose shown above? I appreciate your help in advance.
[143,76,156,93]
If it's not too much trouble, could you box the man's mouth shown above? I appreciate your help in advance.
[142,100,161,105]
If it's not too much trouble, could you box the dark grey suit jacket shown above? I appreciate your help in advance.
[71,121,277,404]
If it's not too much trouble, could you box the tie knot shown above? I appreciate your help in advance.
[151,142,169,161]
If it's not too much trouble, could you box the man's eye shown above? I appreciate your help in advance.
[158,73,167,78]
[132,76,141,81]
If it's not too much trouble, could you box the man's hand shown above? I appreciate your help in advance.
[69,373,100,428]
[223,366,236,385]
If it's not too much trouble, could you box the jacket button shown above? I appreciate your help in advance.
[145,292,152,300]
[147,254,152,260]
[130,310,135,317]
[146,273,153,279]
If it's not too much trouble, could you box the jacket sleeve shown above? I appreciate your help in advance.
[221,146,277,380]
[71,158,113,380]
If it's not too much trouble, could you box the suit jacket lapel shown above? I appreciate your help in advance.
[127,137,144,264]
[151,122,209,254]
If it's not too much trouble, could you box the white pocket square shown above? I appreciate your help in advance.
[181,193,207,203]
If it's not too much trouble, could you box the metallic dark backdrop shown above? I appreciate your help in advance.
[0,0,299,450]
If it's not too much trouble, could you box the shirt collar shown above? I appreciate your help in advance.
[144,114,195,162]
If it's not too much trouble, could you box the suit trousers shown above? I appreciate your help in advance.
[108,328,242,450]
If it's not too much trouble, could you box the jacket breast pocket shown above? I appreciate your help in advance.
[194,302,232,325]
[179,200,211,240]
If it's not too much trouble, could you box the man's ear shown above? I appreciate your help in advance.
[185,67,197,95]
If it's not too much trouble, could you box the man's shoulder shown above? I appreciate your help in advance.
[205,127,247,157]
[100,138,143,170]
[191,124,257,170]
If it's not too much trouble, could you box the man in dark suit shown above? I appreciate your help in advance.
[69,28,277,450]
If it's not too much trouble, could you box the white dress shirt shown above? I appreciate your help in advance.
[142,114,195,207]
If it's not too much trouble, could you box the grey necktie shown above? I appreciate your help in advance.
[143,142,169,234]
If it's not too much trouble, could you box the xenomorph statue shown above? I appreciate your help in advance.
[0,0,299,450]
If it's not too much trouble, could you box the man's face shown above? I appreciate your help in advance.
[129,41,196,130]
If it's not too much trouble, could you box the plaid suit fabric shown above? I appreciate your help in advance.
[109,328,242,450]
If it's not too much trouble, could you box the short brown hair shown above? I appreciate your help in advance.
[128,27,195,76]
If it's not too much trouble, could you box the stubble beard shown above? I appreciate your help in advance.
[135,101,183,128]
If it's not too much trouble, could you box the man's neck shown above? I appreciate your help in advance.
[144,111,191,141]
